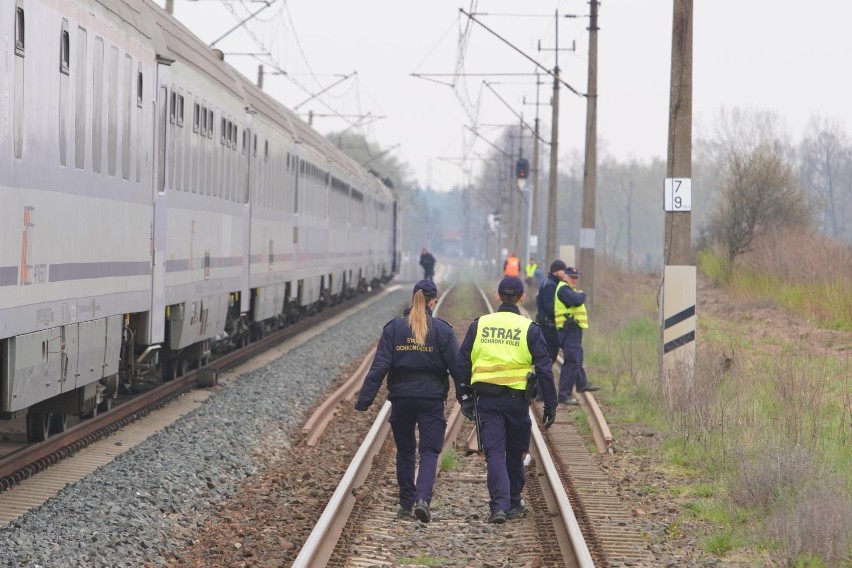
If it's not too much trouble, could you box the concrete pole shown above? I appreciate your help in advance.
[660,0,696,385]
[545,66,560,264]
[579,0,599,312]
[531,76,542,257]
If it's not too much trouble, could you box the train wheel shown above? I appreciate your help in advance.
[97,396,113,414]
[49,413,68,435]
[162,360,177,381]
[26,413,51,443]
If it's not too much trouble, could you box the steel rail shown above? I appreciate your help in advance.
[291,401,392,568]
[529,415,596,567]
[302,341,377,446]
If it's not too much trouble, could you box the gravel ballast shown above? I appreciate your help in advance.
[0,288,409,568]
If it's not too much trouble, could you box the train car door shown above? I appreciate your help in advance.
[147,57,173,345]
[240,110,254,314]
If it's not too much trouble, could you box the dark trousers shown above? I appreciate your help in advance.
[476,391,531,513]
[541,326,559,361]
[558,326,587,398]
[389,398,446,509]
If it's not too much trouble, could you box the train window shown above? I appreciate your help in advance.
[75,27,88,169]
[207,109,213,138]
[137,69,143,107]
[14,6,24,56]
[177,95,184,127]
[60,27,69,75]
[136,63,142,182]
[59,20,70,166]
[170,92,176,124]
[108,46,118,176]
[92,37,104,174]
[193,102,200,133]
[122,54,132,179]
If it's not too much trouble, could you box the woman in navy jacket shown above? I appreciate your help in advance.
[355,280,464,523]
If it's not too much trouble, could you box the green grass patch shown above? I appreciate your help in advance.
[686,498,730,525]
[700,530,743,556]
[790,552,829,568]
[395,556,445,566]
[440,448,459,472]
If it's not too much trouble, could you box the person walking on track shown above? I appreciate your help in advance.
[456,276,558,524]
[355,280,464,523]
[419,248,436,281]
[503,252,521,277]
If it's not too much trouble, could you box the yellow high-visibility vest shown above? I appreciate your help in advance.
[471,311,532,391]
[554,281,589,329]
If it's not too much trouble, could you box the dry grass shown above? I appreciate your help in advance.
[765,482,852,566]
[590,254,851,565]
[729,228,852,329]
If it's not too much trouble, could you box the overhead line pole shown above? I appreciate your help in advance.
[542,11,562,264]
[660,1,696,388]
[579,0,600,312]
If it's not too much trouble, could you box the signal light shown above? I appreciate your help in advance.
[516,158,529,179]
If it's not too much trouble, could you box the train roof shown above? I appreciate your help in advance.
[139,0,246,101]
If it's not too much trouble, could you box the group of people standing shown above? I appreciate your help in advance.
[355,255,598,526]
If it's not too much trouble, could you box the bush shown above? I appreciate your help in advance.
[765,482,852,566]
[729,442,815,511]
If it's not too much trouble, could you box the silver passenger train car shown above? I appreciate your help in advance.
[0,0,398,442]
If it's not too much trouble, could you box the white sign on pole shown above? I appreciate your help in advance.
[664,178,692,212]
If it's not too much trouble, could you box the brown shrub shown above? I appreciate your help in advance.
[742,228,852,287]
[729,442,815,511]
[765,482,852,566]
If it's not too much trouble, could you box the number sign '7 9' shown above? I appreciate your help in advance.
[664,178,692,211]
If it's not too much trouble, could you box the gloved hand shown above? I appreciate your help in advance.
[460,397,475,421]
[355,402,370,412]
[542,406,556,429]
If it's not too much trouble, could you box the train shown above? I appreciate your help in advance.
[0,0,399,442]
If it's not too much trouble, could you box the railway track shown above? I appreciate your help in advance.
[292,277,601,567]
[0,285,398,525]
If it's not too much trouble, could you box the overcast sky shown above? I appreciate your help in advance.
[161,1,852,192]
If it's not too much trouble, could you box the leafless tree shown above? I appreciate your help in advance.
[798,115,852,240]
[708,146,812,275]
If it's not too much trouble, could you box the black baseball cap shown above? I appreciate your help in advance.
[549,259,567,273]
[498,276,524,295]
[413,279,438,297]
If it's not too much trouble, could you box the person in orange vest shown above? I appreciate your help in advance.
[503,252,521,277]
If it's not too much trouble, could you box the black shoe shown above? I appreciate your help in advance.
[414,499,431,523]
[577,384,600,392]
[559,396,579,406]
[488,510,507,524]
[506,500,527,519]
[397,506,413,520]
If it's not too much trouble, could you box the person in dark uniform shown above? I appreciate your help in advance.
[457,276,558,524]
[535,260,564,367]
[355,280,463,523]
[419,248,436,281]
[536,260,599,405]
